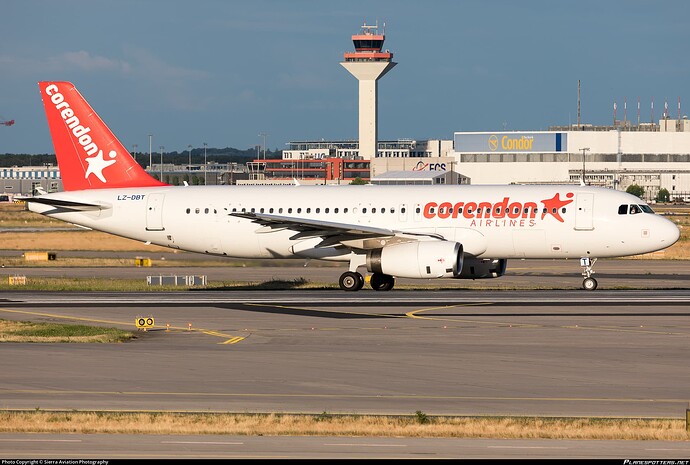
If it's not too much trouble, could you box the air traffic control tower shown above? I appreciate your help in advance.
[341,22,396,160]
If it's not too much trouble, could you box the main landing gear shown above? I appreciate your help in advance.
[339,271,364,291]
[580,257,598,291]
[338,271,396,292]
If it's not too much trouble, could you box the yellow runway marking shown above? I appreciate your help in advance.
[405,303,539,328]
[0,308,247,344]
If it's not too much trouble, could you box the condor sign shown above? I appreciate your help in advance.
[454,132,567,153]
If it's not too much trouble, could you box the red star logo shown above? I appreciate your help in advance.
[540,192,574,222]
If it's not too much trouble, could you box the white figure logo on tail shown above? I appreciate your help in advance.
[84,150,117,183]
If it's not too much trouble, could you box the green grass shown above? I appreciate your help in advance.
[0,319,134,343]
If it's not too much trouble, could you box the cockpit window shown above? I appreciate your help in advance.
[619,203,655,215]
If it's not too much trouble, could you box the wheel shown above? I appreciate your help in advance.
[339,271,364,291]
[370,273,395,291]
[583,277,598,291]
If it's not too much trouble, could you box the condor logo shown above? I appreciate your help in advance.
[423,192,574,227]
[45,84,117,184]
[488,134,534,151]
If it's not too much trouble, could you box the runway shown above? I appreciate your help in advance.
[1,288,689,419]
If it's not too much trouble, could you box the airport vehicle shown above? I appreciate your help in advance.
[24,81,681,291]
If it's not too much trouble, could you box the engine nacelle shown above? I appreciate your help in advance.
[366,241,463,279]
[455,258,507,279]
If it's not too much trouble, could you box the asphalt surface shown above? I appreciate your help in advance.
[0,260,689,459]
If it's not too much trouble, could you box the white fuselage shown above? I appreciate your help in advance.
[28,184,679,261]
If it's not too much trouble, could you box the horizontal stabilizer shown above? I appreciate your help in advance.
[19,196,107,211]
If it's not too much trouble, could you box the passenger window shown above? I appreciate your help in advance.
[297,208,301,213]
[618,204,628,215]
[561,208,566,213]
[362,208,367,213]
[306,208,311,213]
[195,208,200,214]
[344,208,348,213]
[415,207,421,213]
[186,208,190,214]
[278,208,283,214]
[325,208,329,213]
[334,208,339,214]
[204,208,209,214]
[269,208,274,213]
[316,208,320,213]
[288,208,293,213]
[401,207,406,213]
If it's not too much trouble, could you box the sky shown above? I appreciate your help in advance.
[1,0,689,155]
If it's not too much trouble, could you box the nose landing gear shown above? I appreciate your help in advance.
[580,257,598,291]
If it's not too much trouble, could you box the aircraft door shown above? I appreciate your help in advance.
[145,192,165,231]
[574,193,594,231]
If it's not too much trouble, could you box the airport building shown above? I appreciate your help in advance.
[243,22,690,201]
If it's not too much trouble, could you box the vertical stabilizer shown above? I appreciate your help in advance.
[38,81,167,191]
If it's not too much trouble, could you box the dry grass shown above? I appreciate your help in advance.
[0,411,687,440]
[0,230,170,252]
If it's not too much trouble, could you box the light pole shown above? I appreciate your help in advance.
[259,133,268,160]
[188,144,192,176]
[580,147,590,185]
[203,142,207,186]
[132,144,138,165]
[148,134,153,171]
[159,146,164,181]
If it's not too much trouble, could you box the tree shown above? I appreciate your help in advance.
[349,177,368,185]
[656,188,670,203]
[626,184,645,199]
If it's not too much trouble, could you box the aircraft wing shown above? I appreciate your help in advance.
[230,211,395,239]
[229,211,446,252]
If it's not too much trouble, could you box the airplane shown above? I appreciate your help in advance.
[23,81,680,291]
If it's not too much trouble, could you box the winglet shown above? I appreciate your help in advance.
[38,81,167,191]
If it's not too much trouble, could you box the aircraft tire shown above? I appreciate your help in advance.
[583,277,598,291]
[339,271,364,291]
[370,273,395,291]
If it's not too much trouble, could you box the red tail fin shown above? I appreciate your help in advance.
[38,81,166,191]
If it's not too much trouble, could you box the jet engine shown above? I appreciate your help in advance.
[455,258,507,279]
[366,241,463,279]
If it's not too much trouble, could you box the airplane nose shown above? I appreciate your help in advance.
[658,217,680,246]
